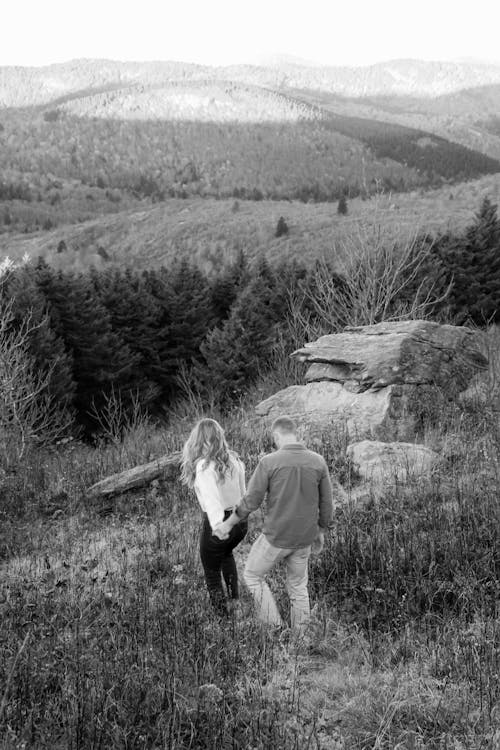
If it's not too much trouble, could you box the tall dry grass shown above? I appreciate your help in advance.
[1,354,500,748]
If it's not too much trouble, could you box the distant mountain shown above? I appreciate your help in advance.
[2,57,500,162]
[2,56,500,244]
[286,82,500,161]
[3,58,500,108]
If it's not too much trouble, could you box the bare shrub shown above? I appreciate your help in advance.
[88,387,149,445]
[291,214,451,334]
[0,292,73,469]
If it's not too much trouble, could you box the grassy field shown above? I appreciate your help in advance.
[1,337,500,748]
[2,173,500,273]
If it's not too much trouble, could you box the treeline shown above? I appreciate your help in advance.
[2,107,500,237]
[0,111,446,212]
[0,179,33,202]
[325,116,500,184]
[1,254,319,437]
[431,196,500,324]
[478,115,500,138]
[2,196,500,439]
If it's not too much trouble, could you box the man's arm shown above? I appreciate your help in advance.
[213,458,269,538]
[311,461,335,554]
[236,457,269,519]
[318,461,334,530]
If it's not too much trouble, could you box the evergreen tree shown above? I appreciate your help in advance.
[200,257,305,404]
[34,261,136,434]
[337,195,348,215]
[90,267,162,408]
[144,260,214,401]
[275,216,289,238]
[441,197,500,324]
[209,249,250,323]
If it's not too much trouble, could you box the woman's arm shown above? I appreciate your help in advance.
[195,462,224,531]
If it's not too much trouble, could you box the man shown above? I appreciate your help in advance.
[215,415,334,631]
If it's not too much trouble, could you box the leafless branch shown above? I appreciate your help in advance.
[293,212,450,334]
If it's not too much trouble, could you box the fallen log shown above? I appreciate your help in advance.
[86,451,182,500]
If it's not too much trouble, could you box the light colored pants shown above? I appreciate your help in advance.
[243,533,311,630]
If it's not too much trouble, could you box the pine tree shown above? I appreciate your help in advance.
[442,197,500,324]
[144,261,214,401]
[34,262,137,434]
[337,195,348,215]
[209,249,250,323]
[275,216,289,238]
[90,267,162,409]
[200,257,295,403]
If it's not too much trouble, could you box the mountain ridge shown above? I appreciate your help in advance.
[2,57,500,251]
[3,57,500,108]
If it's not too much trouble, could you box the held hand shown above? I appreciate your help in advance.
[213,521,231,540]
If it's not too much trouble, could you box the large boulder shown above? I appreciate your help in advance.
[256,320,487,440]
[294,320,487,395]
[255,381,417,441]
[346,440,439,483]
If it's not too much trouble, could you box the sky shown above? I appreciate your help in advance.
[2,0,500,68]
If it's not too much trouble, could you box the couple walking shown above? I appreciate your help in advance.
[181,415,334,631]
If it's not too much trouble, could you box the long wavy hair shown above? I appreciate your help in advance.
[180,418,234,488]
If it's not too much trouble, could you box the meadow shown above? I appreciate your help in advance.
[3,173,500,274]
[1,334,500,748]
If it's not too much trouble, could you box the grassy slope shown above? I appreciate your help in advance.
[1,346,500,747]
[2,173,500,272]
[2,65,500,252]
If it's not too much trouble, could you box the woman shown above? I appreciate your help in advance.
[181,418,247,617]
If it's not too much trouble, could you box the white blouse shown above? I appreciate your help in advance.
[194,453,246,531]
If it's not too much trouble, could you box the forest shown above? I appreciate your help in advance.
[2,96,500,235]
[1,195,499,449]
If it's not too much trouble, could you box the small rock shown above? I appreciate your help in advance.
[346,440,439,483]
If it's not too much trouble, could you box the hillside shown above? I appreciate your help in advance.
[290,83,500,161]
[1,84,499,242]
[51,79,500,182]
[2,174,500,273]
[3,58,500,107]
[2,57,500,252]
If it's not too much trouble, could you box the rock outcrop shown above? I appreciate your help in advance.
[256,380,418,440]
[256,320,487,440]
[346,440,439,483]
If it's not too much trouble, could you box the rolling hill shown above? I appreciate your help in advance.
[290,83,500,161]
[3,58,500,107]
[2,57,500,268]
[2,173,499,273]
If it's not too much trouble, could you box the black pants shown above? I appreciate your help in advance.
[199,511,248,616]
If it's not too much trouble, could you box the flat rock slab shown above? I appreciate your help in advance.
[255,381,416,441]
[294,320,487,394]
[346,440,439,483]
